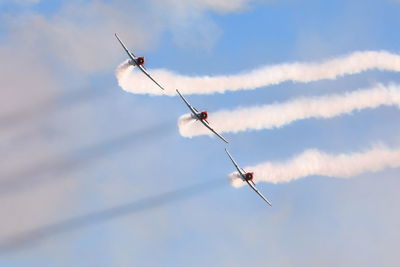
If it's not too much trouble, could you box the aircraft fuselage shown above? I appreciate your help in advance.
[244,172,254,181]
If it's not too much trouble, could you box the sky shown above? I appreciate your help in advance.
[0,0,400,266]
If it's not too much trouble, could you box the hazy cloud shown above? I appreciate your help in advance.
[1,0,253,74]
[150,0,253,14]
[0,0,255,253]
[1,0,42,5]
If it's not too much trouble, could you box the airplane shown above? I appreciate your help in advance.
[176,89,229,144]
[225,148,272,206]
[115,33,165,91]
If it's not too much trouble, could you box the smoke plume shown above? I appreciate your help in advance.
[229,146,400,187]
[116,51,400,95]
[178,83,400,137]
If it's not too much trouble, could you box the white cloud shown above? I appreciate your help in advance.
[146,0,257,47]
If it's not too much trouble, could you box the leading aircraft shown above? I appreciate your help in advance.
[115,33,165,91]
[176,89,229,144]
[225,148,272,206]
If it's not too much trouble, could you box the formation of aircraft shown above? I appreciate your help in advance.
[116,34,272,207]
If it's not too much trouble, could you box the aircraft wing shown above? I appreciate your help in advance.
[137,64,165,91]
[225,149,245,177]
[199,119,229,144]
[246,180,272,206]
[176,89,201,118]
[115,33,136,62]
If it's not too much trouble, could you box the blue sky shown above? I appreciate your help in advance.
[0,0,400,266]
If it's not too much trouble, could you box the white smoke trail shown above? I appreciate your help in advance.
[178,83,400,137]
[229,146,400,187]
[116,51,400,95]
